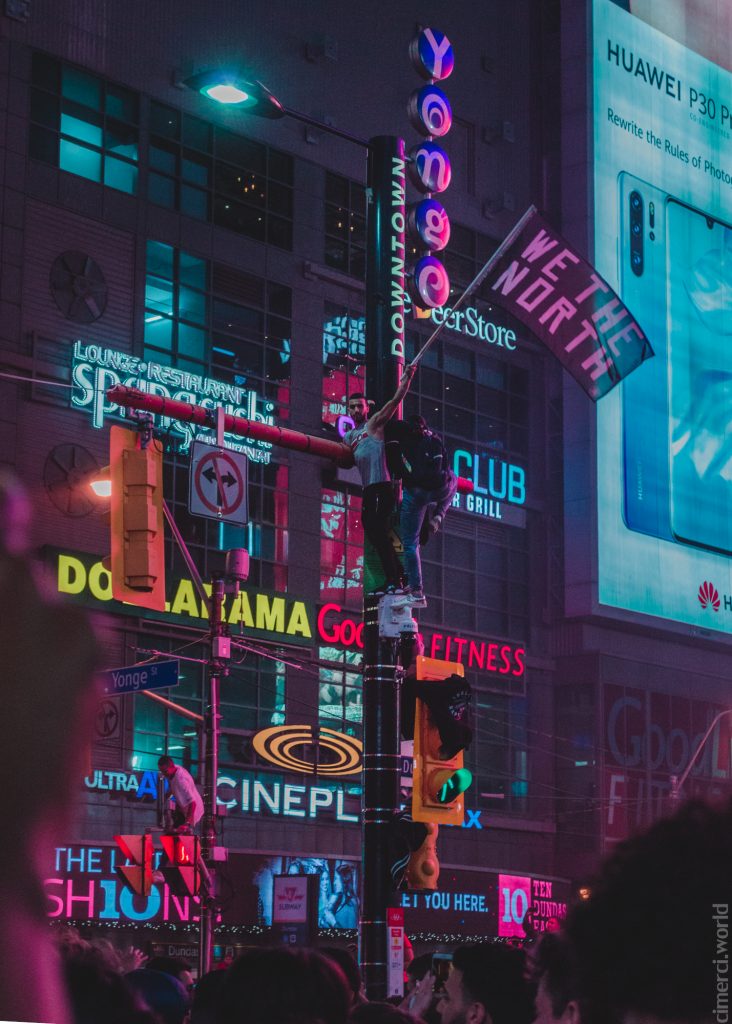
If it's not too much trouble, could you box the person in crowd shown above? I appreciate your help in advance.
[0,474,99,1024]
[158,754,204,831]
[63,951,159,1024]
[126,967,190,1024]
[216,946,352,1024]
[344,363,416,595]
[435,944,535,1024]
[349,1002,427,1024]
[190,968,228,1024]
[395,415,457,602]
[147,954,196,997]
[321,945,366,1007]
[531,932,581,1024]
[563,797,732,1024]
[399,953,442,1024]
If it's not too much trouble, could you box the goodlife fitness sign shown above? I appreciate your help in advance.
[317,603,525,682]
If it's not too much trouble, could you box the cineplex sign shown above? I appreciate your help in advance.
[52,549,527,688]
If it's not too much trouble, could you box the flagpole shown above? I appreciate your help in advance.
[408,204,538,370]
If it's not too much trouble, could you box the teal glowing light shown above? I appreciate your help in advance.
[201,83,250,105]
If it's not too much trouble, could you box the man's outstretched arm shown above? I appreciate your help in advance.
[369,363,416,430]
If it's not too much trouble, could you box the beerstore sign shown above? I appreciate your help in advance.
[49,548,313,645]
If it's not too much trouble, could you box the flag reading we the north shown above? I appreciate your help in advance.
[484,207,653,399]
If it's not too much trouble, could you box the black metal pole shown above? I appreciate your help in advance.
[360,135,407,1000]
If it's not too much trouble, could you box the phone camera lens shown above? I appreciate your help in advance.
[631,221,641,236]
[631,252,642,268]
[630,192,642,211]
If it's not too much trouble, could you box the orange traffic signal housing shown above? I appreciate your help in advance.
[411,655,469,827]
[114,833,153,896]
[110,425,166,611]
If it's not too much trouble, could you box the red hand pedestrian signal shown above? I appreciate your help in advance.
[114,834,153,896]
[159,834,202,896]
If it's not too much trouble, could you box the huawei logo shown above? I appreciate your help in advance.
[698,581,720,611]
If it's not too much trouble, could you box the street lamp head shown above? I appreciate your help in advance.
[182,70,285,119]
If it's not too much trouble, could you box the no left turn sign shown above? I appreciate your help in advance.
[189,441,249,525]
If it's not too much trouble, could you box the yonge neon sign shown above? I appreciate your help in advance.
[71,342,276,460]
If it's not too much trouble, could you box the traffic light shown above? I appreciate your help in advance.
[412,655,473,826]
[114,834,154,896]
[159,834,202,896]
[110,425,166,611]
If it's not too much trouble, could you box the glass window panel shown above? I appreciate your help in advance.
[215,130,266,172]
[61,67,102,110]
[179,285,207,324]
[150,143,176,174]
[443,601,475,630]
[149,172,176,207]
[29,124,57,164]
[267,216,293,251]
[476,360,506,389]
[178,321,206,360]
[349,214,366,248]
[213,298,262,336]
[325,205,349,239]
[181,185,208,219]
[267,180,293,218]
[60,112,102,147]
[151,102,180,139]
[143,314,173,350]
[214,196,266,241]
[350,249,366,279]
[104,156,137,193]
[105,84,138,123]
[105,119,138,160]
[325,173,349,206]
[145,276,174,313]
[324,238,348,271]
[32,52,59,91]
[182,113,211,152]
[182,153,209,185]
[30,88,58,128]
[146,240,174,279]
[59,139,101,182]
[178,251,207,290]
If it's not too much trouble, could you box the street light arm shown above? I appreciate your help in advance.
[280,106,370,148]
[671,707,732,799]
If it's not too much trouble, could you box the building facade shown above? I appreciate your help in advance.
[2,0,728,956]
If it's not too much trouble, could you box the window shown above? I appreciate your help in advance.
[469,692,530,815]
[130,634,286,776]
[149,102,212,220]
[30,53,139,194]
[144,240,292,405]
[144,241,208,370]
[321,489,364,609]
[318,646,363,740]
[325,173,366,278]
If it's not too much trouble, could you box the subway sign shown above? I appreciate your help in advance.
[71,342,276,460]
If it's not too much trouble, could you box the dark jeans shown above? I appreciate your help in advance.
[362,482,403,589]
[400,471,458,590]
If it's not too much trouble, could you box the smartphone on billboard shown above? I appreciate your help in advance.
[618,172,674,541]
[667,199,732,554]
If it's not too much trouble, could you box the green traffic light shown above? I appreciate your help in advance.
[436,768,473,803]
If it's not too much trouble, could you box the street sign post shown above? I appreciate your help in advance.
[189,441,248,525]
[101,659,180,696]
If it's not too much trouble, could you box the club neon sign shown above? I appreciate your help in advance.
[253,725,362,776]
[70,342,276,459]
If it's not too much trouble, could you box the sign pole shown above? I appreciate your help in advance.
[360,135,407,1001]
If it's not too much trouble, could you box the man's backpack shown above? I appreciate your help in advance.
[400,429,447,489]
